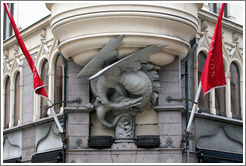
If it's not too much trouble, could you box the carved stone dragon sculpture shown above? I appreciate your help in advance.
[78,35,163,128]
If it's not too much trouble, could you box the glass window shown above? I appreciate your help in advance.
[40,60,49,118]
[3,3,14,40]
[208,3,228,17]
[54,55,63,112]
[5,76,11,128]
[230,62,241,119]
[198,52,210,112]
[215,61,226,116]
[14,72,20,126]
[215,87,226,116]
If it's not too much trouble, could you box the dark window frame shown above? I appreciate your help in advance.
[230,62,241,119]
[40,59,49,118]
[198,52,210,111]
[14,72,20,126]
[4,76,11,129]
[3,3,14,40]
[54,54,63,112]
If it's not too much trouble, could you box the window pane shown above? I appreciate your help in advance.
[215,61,226,116]
[230,63,241,118]
[14,72,20,126]
[40,60,49,118]
[208,3,228,17]
[215,87,226,116]
[54,55,63,112]
[3,3,14,40]
[198,52,210,111]
[5,77,11,128]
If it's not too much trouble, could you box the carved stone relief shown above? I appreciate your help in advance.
[78,35,164,138]
[35,122,63,152]
[3,131,22,159]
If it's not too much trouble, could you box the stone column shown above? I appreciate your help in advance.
[65,61,91,162]
[155,57,184,162]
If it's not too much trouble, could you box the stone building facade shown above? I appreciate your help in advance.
[2,2,244,163]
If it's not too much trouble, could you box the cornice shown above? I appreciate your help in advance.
[198,9,243,34]
[3,15,51,49]
[3,114,63,135]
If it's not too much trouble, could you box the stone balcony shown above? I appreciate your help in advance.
[46,2,202,67]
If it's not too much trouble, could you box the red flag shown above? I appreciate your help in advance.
[4,3,48,99]
[201,3,226,96]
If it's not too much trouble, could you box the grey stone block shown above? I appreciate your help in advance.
[158,152,182,163]
[22,111,33,124]
[67,124,89,137]
[159,71,180,83]
[111,153,137,163]
[135,153,160,163]
[67,61,83,73]
[67,83,89,95]
[22,137,35,149]
[160,82,180,94]
[159,123,182,136]
[158,111,181,123]
[68,113,90,125]
[67,152,112,163]
[22,148,35,161]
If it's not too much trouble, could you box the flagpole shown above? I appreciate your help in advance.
[46,100,64,133]
[186,81,202,133]
[4,3,64,134]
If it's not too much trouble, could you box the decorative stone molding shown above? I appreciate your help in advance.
[160,137,180,148]
[3,49,9,62]
[232,32,239,44]
[201,20,208,33]
[66,139,88,149]
[40,29,50,55]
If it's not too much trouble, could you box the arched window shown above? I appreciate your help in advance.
[215,61,226,116]
[215,88,226,116]
[230,62,241,119]
[198,52,210,111]
[14,72,20,126]
[4,76,10,128]
[54,55,63,112]
[40,59,49,118]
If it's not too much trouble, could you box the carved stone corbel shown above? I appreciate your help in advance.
[232,32,239,44]
[40,29,50,55]
[201,20,208,34]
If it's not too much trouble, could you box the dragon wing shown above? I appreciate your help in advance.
[89,45,163,81]
[77,35,124,78]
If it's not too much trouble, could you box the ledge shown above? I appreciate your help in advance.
[154,105,185,112]
[195,112,243,126]
[3,114,63,135]
[198,9,243,33]
[3,15,51,48]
